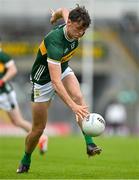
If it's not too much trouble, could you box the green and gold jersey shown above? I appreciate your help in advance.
[31,24,78,84]
[0,50,13,94]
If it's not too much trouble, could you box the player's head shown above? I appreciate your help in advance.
[66,4,91,39]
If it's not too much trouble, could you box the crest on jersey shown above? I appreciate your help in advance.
[71,42,76,50]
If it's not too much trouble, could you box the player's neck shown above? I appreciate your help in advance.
[64,25,74,42]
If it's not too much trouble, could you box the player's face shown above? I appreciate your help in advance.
[67,20,87,39]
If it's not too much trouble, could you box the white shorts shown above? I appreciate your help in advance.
[0,90,18,111]
[32,67,74,102]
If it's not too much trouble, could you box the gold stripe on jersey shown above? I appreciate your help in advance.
[0,63,5,73]
[61,48,77,63]
[39,40,47,55]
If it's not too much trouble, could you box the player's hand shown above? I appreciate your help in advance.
[50,9,56,24]
[0,79,4,88]
[72,104,89,121]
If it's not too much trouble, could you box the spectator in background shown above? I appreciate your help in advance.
[0,37,47,153]
[105,99,128,135]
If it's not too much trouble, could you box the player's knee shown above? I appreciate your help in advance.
[33,128,44,138]
[32,125,45,137]
[11,119,21,127]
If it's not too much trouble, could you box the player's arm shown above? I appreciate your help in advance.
[1,60,17,83]
[50,8,69,24]
[48,62,88,120]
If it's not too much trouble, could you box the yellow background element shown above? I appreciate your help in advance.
[2,42,38,57]
[2,40,108,60]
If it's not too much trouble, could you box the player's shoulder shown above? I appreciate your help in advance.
[44,24,65,44]
[0,50,11,61]
[52,23,65,31]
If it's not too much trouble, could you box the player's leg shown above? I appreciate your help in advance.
[7,106,31,132]
[4,90,31,132]
[7,90,47,154]
[38,133,48,154]
[17,101,50,173]
[17,81,54,173]
[62,72,102,156]
[25,102,50,153]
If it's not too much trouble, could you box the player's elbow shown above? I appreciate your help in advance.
[61,7,69,13]
[12,65,18,75]
[51,79,61,91]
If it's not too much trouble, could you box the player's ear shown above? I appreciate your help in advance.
[67,19,72,25]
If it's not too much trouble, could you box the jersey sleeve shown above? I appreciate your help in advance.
[44,36,63,64]
[1,52,11,64]
[0,52,13,67]
[5,60,15,68]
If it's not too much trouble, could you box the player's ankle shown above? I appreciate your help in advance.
[21,152,31,165]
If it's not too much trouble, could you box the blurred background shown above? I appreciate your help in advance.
[0,0,139,136]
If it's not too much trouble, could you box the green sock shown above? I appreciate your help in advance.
[82,131,94,145]
[21,152,31,166]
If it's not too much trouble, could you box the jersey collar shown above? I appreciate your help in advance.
[63,25,75,42]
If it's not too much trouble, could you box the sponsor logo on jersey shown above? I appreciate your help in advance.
[64,48,69,54]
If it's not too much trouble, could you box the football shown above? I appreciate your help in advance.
[82,113,105,137]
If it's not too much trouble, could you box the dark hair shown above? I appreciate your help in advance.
[69,4,91,28]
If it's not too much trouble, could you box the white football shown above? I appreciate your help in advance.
[82,113,105,137]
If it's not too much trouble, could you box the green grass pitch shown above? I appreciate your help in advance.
[0,135,138,179]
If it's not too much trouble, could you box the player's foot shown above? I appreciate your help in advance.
[16,163,30,173]
[38,135,48,155]
[87,143,102,157]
